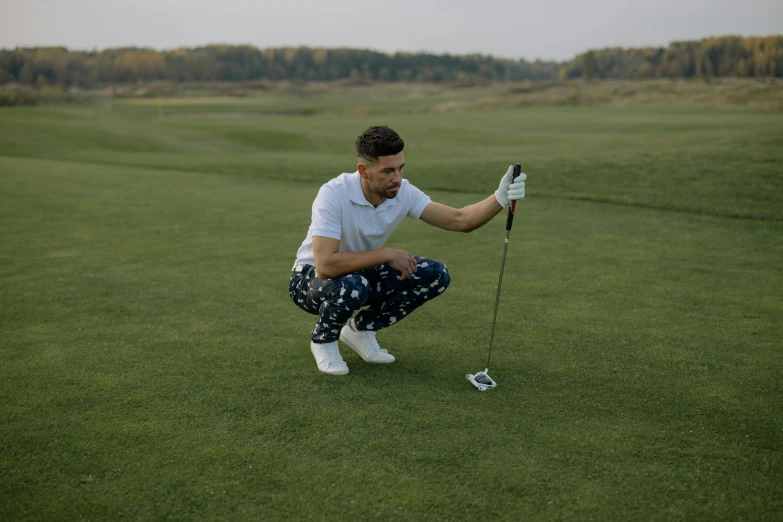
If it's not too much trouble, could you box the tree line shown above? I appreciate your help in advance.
[1,36,780,87]
[560,36,783,80]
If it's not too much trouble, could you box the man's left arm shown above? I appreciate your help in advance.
[420,196,502,232]
[420,166,526,233]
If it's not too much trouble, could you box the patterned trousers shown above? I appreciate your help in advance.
[288,256,451,343]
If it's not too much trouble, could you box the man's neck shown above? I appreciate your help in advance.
[360,177,385,208]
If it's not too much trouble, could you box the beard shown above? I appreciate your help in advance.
[382,184,401,199]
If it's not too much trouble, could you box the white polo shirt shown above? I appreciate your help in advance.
[294,172,432,268]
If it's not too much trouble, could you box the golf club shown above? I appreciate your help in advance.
[467,163,522,391]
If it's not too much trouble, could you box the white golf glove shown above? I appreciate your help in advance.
[494,165,527,209]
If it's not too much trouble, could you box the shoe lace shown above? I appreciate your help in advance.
[324,343,342,361]
[364,331,388,355]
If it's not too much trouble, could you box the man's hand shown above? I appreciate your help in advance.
[494,165,527,209]
[385,248,417,280]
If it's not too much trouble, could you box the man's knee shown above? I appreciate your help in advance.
[436,262,451,291]
[433,261,451,293]
[418,258,450,293]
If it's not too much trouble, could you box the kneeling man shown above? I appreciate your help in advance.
[289,126,526,375]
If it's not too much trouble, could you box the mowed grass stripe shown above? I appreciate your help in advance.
[1,151,781,520]
[2,104,782,221]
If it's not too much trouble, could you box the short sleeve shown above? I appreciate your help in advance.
[405,181,432,221]
[310,185,342,240]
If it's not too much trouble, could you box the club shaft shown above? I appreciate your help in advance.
[486,229,511,369]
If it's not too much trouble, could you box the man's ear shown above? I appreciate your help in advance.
[357,162,368,178]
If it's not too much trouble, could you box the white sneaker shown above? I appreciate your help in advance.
[340,319,396,363]
[310,341,349,375]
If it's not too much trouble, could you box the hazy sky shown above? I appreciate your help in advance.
[1,0,781,61]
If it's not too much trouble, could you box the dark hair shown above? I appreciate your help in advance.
[355,126,404,162]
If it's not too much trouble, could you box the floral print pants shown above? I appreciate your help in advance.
[289,256,451,343]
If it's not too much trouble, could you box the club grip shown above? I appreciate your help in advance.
[505,163,522,231]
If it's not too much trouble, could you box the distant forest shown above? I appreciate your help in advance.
[1,35,781,87]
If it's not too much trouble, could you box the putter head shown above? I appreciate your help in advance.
[466,369,497,392]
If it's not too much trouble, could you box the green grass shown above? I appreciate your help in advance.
[1,97,782,520]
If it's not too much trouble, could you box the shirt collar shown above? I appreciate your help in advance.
[347,171,398,208]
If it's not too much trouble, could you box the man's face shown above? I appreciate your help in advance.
[365,152,405,200]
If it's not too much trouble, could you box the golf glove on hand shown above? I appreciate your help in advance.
[494,165,527,209]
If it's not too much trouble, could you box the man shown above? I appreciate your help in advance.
[289,126,526,375]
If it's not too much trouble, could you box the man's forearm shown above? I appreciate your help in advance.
[458,195,504,232]
[316,249,389,279]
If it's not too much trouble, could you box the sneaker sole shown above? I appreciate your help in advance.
[318,367,349,376]
[340,337,395,363]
